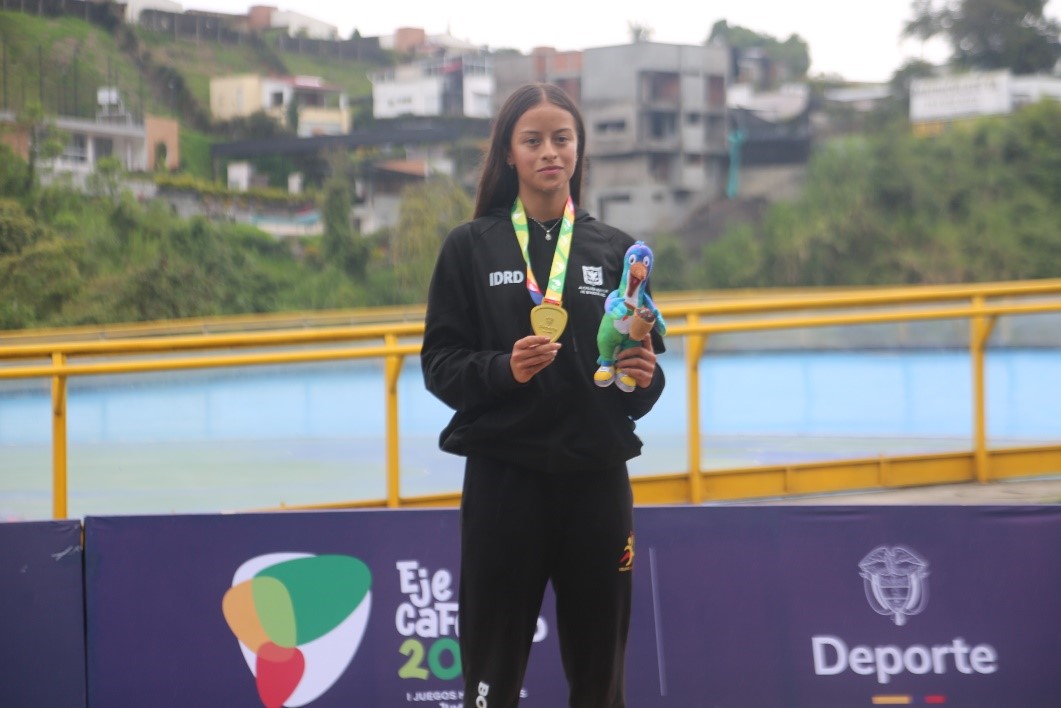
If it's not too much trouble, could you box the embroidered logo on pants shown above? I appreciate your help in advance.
[618,531,635,572]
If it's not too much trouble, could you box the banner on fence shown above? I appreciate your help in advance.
[0,519,87,706]
[82,506,1061,707]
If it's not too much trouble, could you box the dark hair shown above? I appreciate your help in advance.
[473,83,586,218]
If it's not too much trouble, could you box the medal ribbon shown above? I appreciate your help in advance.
[511,196,575,306]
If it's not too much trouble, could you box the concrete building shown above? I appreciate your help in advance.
[492,47,584,110]
[578,42,730,237]
[369,54,493,119]
[209,74,350,136]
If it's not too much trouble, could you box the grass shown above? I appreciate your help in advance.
[0,11,150,118]
[177,126,214,180]
[275,52,378,99]
[135,26,270,109]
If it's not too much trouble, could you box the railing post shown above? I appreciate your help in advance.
[383,335,404,508]
[51,352,68,519]
[685,315,707,504]
[970,296,997,484]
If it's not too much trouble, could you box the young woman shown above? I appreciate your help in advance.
[421,83,666,708]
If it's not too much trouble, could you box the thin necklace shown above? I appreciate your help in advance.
[529,216,562,241]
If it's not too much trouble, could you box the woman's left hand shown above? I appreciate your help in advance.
[615,334,658,389]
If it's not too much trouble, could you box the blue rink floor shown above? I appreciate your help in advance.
[3,349,1059,520]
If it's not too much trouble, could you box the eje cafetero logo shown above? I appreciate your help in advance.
[222,553,373,708]
[858,545,929,626]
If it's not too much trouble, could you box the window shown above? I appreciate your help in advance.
[648,112,677,139]
[707,75,726,110]
[650,154,670,182]
[94,137,113,160]
[63,134,87,163]
[595,119,627,134]
[648,72,680,101]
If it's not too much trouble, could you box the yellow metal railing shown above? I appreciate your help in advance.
[2,279,1061,518]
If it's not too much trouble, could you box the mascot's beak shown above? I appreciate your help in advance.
[627,263,648,294]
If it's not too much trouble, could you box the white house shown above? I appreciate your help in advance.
[370,54,493,119]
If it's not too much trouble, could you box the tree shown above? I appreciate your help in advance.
[0,144,30,199]
[321,178,369,277]
[85,156,125,201]
[0,199,40,256]
[705,99,1061,288]
[319,149,370,277]
[700,224,765,288]
[0,237,83,326]
[219,110,292,141]
[890,58,939,107]
[392,176,472,297]
[707,21,811,80]
[903,0,1060,74]
[646,233,692,291]
[628,22,654,43]
[7,102,66,193]
[154,142,169,172]
[286,99,300,134]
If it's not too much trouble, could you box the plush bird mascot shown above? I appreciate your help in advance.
[594,241,666,392]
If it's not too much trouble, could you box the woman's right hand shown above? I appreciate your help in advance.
[509,335,561,383]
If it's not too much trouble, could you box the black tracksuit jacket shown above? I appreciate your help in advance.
[421,205,666,472]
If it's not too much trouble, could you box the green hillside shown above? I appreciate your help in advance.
[264,29,379,100]
[132,26,275,111]
[0,12,150,119]
[1,10,389,141]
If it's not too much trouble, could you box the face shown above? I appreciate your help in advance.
[506,101,578,203]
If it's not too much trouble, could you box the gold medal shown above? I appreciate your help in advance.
[512,197,576,343]
[530,302,568,342]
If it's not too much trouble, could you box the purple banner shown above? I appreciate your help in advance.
[83,506,1061,707]
[0,519,87,707]
[84,510,566,707]
[627,506,1061,707]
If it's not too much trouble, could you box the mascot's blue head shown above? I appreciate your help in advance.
[621,241,653,303]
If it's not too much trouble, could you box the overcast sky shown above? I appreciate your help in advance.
[184,0,1058,83]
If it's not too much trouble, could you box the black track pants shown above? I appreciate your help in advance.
[458,455,634,708]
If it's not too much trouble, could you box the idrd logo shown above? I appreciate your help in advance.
[222,553,372,707]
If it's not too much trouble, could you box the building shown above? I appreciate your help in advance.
[209,74,350,136]
[725,83,812,200]
[122,0,184,24]
[909,70,1061,135]
[493,47,583,110]
[822,84,892,113]
[1,88,179,186]
[578,42,730,237]
[369,54,493,119]
[381,27,482,57]
[246,5,338,40]
[351,149,453,234]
